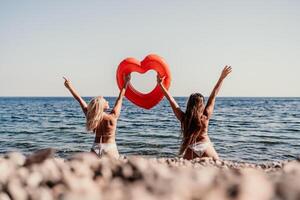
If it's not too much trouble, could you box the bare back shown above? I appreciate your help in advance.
[181,114,210,142]
[94,114,117,143]
[197,114,210,141]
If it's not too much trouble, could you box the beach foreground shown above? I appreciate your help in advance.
[0,149,299,200]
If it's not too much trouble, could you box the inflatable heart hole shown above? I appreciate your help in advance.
[116,54,171,109]
[130,70,157,94]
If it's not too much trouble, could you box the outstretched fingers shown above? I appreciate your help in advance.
[225,66,232,74]
[123,73,131,82]
[156,73,165,84]
[220,66,232,79]
[122,73,131,89]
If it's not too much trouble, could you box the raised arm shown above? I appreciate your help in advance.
[111,74,131,118]
[63,77,88,116]
[157,74,184,122]
[204,66,232,118]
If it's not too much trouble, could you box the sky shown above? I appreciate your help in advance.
[0,0,299,97]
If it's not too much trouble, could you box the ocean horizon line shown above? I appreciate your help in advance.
[0,96,299,98]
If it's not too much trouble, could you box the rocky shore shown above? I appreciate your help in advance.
[0,149,299,200]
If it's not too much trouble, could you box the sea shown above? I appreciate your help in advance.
[0,97,299,163]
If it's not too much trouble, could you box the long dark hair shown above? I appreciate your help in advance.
[179,93,205,155]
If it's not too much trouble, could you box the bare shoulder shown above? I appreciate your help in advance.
[107,113,118,121]
[201,114,209,125]
[202,114,209,120]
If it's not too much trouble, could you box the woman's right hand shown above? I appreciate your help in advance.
[63,77,72,89]
[156,74,165,86]
[220,66,232,80]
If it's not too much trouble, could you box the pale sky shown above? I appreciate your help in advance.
[0,0,299,97]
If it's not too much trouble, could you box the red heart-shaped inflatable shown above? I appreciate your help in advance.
[116,54,171,109]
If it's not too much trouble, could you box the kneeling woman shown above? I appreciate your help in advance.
[63,75,130,158]
[157,66,232,160]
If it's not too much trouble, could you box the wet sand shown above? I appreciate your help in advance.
[0,149,299,200]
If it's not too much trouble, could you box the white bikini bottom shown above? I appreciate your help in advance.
[91,142,118,158]
[188,141,212,157]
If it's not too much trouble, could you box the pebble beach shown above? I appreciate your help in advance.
[1,149,300,200]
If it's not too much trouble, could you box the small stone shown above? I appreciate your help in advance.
[239,169,273,200]
[5,152,26,166]
[7,177,28,200]
[37,159,62,183]
[215,160,222,166]
[122,164,134,178]
[69,152,100,170]
[0,161,16,184]
[24,148,55,166]
[52,184,66,199]
[283,161,300,173]
[26,171,43,188]
[17,168,29,183]
[0,193,11,200]
[27,187,53,200]
[69,160,93,178]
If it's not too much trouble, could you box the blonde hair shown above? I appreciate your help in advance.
[86,96,106,132]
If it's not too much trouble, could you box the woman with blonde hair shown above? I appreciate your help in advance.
[157,66,232,160]
[63,75,131,158]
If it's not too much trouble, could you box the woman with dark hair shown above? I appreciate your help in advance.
[157,66,232,160]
